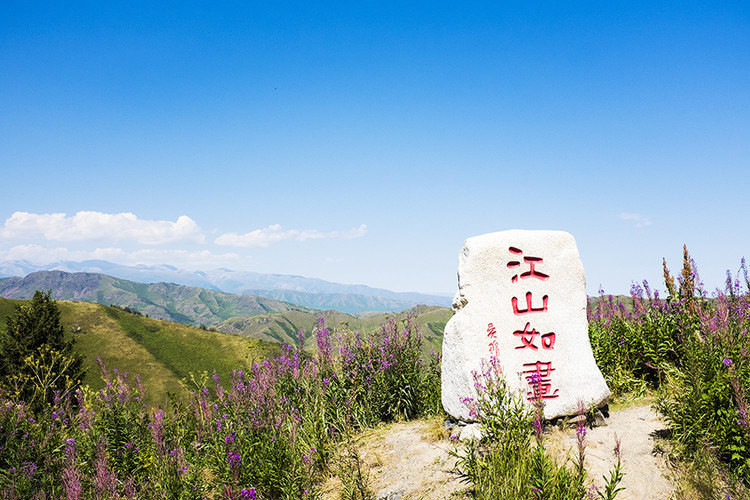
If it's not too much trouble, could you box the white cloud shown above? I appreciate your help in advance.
[0,244,242,270]
[215,224,367,248]
[619,212,652,228]
[0,211,205,245]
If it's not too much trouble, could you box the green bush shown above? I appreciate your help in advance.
[0,291,85,414]
[589,251,750,489]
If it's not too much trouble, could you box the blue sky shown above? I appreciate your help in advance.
[1,2,748,295]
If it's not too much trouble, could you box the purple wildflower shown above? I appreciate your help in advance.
[228,451,242,468]
[62,440,82,500]
[25,462,37,477]
[240,488,257,499]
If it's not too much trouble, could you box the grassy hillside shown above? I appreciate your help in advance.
[0,297,280,406]
[0,271,313,326]
[243,288,450,315]
[218,305,453,355]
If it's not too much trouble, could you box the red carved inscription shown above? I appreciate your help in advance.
[512,292,549,315]
[513,322,556,350]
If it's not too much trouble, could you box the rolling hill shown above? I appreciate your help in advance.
[0,295,452,405]
[218,305,453,355]
[0,297,280,407]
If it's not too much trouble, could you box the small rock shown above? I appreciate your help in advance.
[443,418,457,430]
[376,489,404,500]
[569,414,587,428]
[459,423,484,441]
[591,410,607,427]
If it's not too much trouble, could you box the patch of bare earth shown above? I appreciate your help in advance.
[321,418,468,499]
[546,404,676,499]
[322,404,675,499]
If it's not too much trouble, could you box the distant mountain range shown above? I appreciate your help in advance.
[0,260,451,314]
[0,272,453,354]
[0,271,312,326]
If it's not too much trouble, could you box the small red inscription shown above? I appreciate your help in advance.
[488,339,499,356]
[486,323,497,338]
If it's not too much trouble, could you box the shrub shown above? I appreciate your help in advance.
[590,251,750,489]
[655,289,750,484]
[588,283,689,397]
[0,291,85,414]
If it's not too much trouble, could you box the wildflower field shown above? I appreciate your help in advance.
[1,247,750,498]
[0,313,441,499]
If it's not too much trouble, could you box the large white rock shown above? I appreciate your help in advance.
[441,230,610,420]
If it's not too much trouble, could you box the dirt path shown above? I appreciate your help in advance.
[322,404,675,499]
[546,404,675,499]
[321,418,466,499]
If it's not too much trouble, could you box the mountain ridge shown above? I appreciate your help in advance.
[0,259,452,313]
[0,270,312,326]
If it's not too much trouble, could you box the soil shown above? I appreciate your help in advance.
[546,403,675,499]
[321,418,467,499]
[321,403,676,499]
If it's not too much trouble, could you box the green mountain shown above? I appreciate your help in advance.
[0,297,280,407]
[241,288,442,315]
[0,271,313,327]
[0,260,453,314]
[218,304,453,355]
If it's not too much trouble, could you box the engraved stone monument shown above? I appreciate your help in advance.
[441,230,610,420]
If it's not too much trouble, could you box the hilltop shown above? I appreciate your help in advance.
[0,297,279,406]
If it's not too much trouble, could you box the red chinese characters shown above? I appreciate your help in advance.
[507,246,550,282]
[487,323,499,356]
[507,246,559,400]
[522,361,559,400]
[513,322,556,350]
[511,292,549,315]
